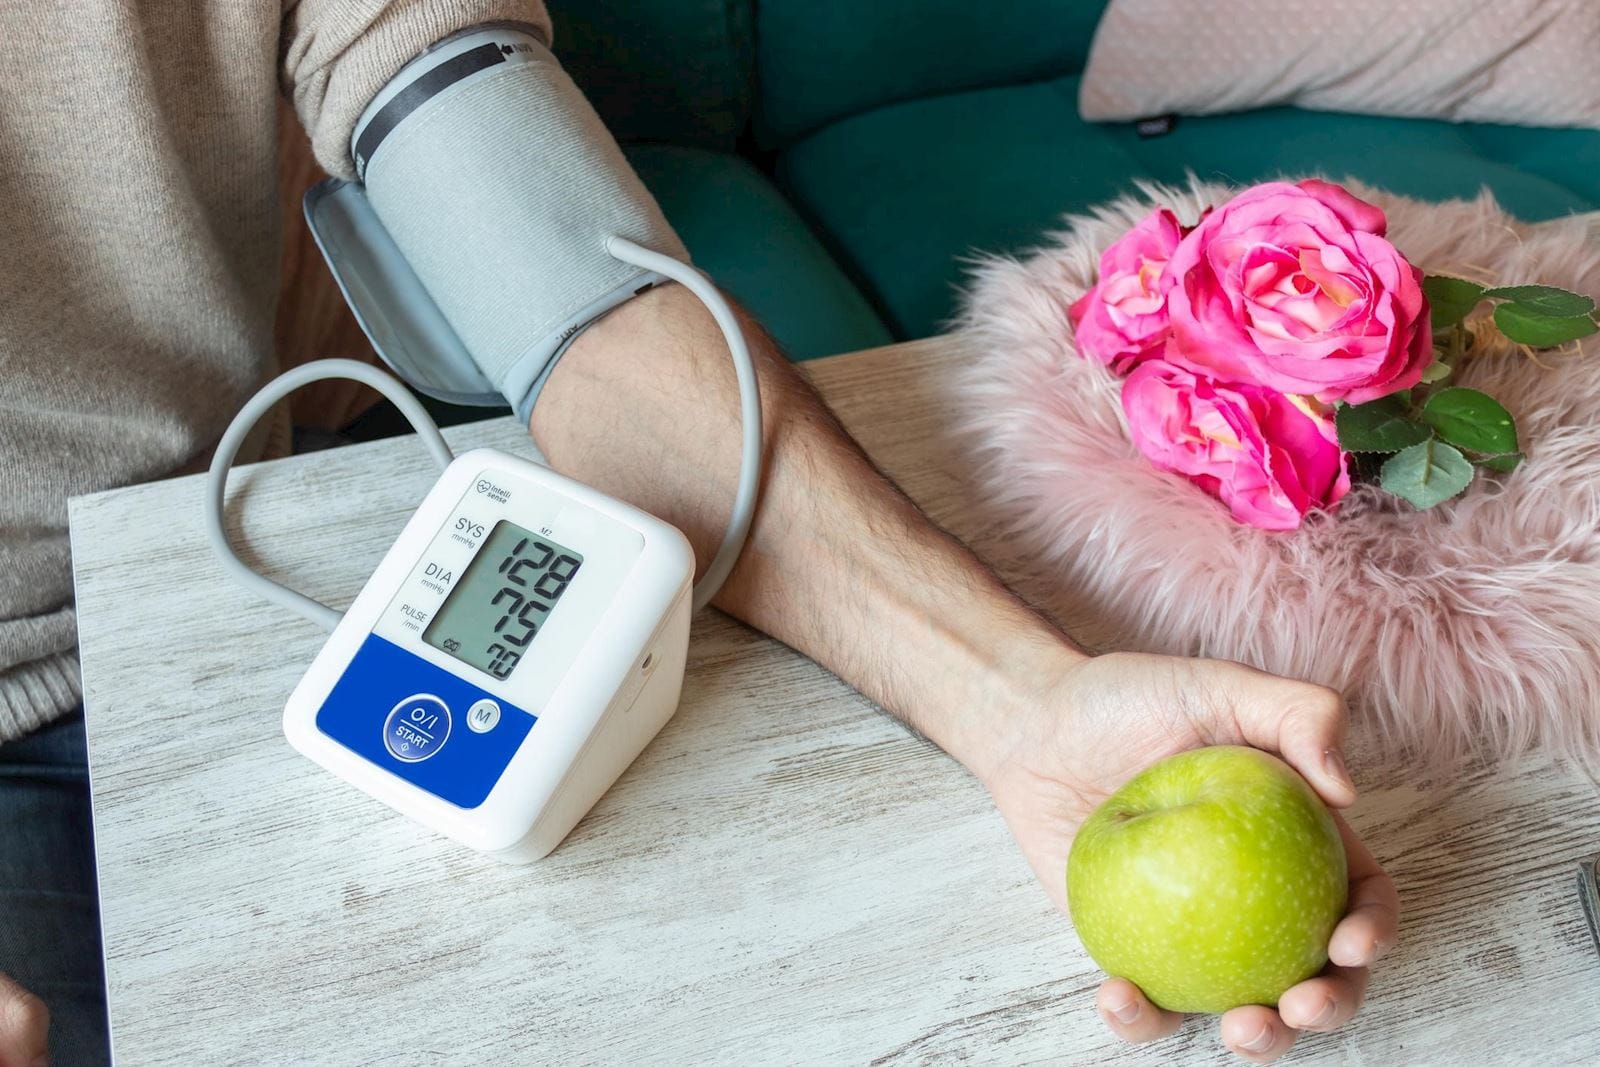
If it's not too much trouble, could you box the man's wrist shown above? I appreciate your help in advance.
[897,601,1088,785]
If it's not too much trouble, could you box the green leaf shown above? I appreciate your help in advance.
[1493,302,1600,348]
[1380,440,1475,509]
[1481,284,1596,317]
[1421,387,1518,455]
[1419,361,1453,384]
[1422,275,1487,330]
[1476,452,1524,473]
[1335,396,1431,453]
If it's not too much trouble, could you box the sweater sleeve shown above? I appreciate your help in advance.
[280,0,554,179]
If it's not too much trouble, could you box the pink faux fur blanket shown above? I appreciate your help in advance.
[958,178,1600,769]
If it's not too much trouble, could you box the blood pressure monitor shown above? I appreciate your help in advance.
[281,447,693,861]
[207,251,756,865]
[208,268,757,864]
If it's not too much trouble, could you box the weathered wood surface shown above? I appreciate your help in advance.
[72,334,1600,1064]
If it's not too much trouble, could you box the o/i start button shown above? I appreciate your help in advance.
[383,695,452,762]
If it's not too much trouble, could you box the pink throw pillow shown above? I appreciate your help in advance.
[1080,0,1600,130]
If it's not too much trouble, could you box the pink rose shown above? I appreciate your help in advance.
[1069,207,1184,372]
[1164,180,1431,404]
[1121,359,1350,530]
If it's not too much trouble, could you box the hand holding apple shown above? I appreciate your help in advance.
[1068,746,1348,1013]
[974,651,1400,1063]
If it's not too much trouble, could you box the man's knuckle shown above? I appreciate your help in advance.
[1298,684,1345,722]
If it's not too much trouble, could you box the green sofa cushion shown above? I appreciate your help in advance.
[778,75,1600,339]
[627,144,894,359]
[548,0,753,151]
[754,0,1109,146]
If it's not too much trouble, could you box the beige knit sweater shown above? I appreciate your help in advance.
[0,1,551,742]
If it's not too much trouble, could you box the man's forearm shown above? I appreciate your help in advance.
[532,283,1085,778]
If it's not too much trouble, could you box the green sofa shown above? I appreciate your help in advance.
[550,0,1600,360]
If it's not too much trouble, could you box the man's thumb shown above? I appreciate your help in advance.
[1220,664,1356,809]
[1267,680,1357,808]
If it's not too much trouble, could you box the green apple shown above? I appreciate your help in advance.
[1066,745,1348,1014]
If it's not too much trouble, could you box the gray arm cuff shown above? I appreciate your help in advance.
[303,26,687,422]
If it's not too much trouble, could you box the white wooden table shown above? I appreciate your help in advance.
[71,336,1600,1064]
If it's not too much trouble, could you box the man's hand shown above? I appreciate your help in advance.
[537,283,1397,1061]
[0,971,49,1067]
[978,652,1399,1063]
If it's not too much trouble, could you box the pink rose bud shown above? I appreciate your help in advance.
[1121,359,1351,530]
[1163,180,1432,404]
[1069,207,1184,373]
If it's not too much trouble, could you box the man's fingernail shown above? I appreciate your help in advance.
[1240,1025,1274,1052]
[1112,1000,1140,1024]
[1323,747,1353,790]
[1304,998,1336,1028]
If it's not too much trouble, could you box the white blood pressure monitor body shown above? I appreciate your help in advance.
[284,447,693,862]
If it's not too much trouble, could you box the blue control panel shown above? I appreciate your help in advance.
[316,635,536,809]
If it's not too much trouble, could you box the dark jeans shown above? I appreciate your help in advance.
[0,713,111,1065]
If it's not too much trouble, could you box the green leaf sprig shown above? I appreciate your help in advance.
[1336,278,1595,509]
[1422,277,1598,346]
[1337,387,1521,508]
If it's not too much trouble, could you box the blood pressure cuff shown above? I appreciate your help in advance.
[303,24,688,425]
